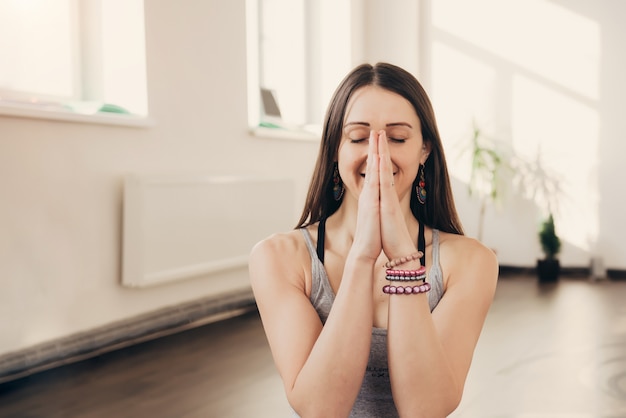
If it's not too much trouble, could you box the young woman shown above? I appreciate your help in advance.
[249,62,498,417]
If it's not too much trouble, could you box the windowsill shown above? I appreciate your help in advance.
[250,125,321,142]
[0,101,154,128]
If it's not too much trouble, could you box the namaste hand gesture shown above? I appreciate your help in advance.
[352,130,418,265]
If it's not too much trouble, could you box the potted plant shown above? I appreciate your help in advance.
[537,214,561,283]
[513,146,564,283]
[463,121,512,242]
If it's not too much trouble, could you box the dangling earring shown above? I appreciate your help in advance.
[333,163,345,201]
[416,164,426,205]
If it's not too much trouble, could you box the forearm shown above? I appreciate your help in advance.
[289,254,376,417]
[387,286,461,417]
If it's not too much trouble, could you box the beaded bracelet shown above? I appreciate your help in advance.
[383,251,423,269]
[385,273,427,282]
[385,267,427,282]
[383,282,431,295]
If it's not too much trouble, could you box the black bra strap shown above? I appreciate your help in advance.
[418,222,426,266]
[317,218,326,264]
[318,217,425,266]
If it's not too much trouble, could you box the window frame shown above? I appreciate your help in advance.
[0,0,151,127]
[246,0,352,140]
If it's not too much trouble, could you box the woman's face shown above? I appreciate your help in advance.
[337,85,429,203]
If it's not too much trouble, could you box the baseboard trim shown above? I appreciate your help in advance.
[498,264,626,280]
[0,288,256,385]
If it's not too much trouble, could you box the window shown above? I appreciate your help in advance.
[0,0,148,123]
[0,0,78,102]
[247,0,352,136]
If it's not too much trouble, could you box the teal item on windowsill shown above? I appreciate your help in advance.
[258,121,285,129]
[99,103,130,114]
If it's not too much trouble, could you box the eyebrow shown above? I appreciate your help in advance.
[344,121,413,129]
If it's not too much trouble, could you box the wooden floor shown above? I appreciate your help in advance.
[1,275,625,418]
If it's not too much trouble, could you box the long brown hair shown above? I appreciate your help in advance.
[296,62,464,235]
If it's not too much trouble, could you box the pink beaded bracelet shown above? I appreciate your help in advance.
[383,282,431,295]
[385,267,427,276]
[385,266,427,282]
[383,251,423,269]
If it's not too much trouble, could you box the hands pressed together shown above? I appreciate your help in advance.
[352,130,417,266]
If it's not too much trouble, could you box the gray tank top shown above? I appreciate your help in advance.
[297,228,445,417]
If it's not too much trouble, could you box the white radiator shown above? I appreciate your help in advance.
[122,174,294,288]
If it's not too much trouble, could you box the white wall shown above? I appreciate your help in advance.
[424,0,626,269]
[1,0,625,357]
[0,0,318,356]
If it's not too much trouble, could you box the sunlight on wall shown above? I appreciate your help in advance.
[430,0,601,259]
[432,0,600,100]
[431,43,498,185]
[512,75,599,251]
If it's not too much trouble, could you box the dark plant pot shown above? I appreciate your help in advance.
[537,258,560,283]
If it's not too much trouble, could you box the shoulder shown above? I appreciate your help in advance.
[249,228,311,292]
[437,231,499,287]
[249,228,308,273]
[250,229,305,260]
[438,232,497,264]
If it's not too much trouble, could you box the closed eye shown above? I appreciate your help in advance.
[389,138,407,143]
[350,138,367,144]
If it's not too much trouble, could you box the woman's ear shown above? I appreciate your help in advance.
[420,142,432,165]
